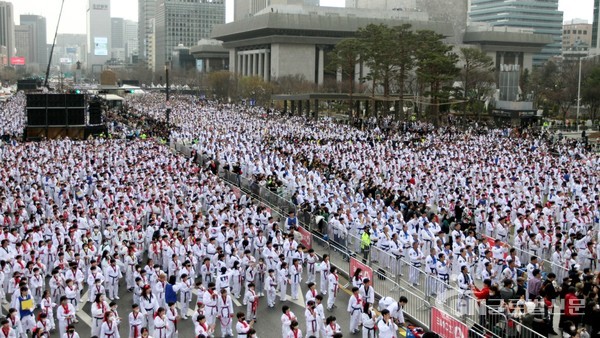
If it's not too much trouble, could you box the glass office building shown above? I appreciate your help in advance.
[469,0,563,65]
[154,0,226,71]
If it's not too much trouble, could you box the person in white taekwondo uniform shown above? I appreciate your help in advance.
[377,309,399,338]
[457,264,475,315]
[347,287,363,334]
[235,312,253,338]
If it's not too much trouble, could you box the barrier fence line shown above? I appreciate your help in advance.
[175,143,550,338]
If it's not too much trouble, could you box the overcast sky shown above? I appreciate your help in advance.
[5,0,593,44]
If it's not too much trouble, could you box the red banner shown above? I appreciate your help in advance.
[10,57,25,66]
[431,307,468,338]
[295,226,312,250]
[349,257,373,287]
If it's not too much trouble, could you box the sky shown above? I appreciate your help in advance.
[4,0,594,44]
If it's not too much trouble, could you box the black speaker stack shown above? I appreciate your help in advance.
[25,94,107,141]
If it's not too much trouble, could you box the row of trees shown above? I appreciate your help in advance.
[527,58,600,125]
[329,23,495,125]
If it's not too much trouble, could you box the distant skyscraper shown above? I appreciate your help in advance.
[138,0,156,67]
[0,1,15,63]
[14,25,33,63]
[86,0,111,69]
[20,15,48,67]
[111,18,125,49]
[234,0,319,22]
[469,0,563,65]
[111,17,125,61]
[110,18,138,63]
[154,0,225,71]
[593,0,600,50]
[125,20,138,62]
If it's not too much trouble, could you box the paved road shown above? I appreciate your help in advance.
[3,273,354,338]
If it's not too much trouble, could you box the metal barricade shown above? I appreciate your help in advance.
[369,245,402,279]
[372,267,432,329]
[173,143,552,338]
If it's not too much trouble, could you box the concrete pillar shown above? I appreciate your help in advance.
[254,53,259,77]
[298,100,303,116]
[229,50,237,73]
[263,51,270,82]
[318,47,325,85]
[258,52,264,79]
[241,54,247,76]
[314,99,319,119]
[336,66,342,83]
[206,59,211,73]
[247,54,254,76]
[237,52,242,75]
[291,101,296,115]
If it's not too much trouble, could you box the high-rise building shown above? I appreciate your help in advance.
[593,0,600,51]
[14,25,33,63]
[234,0,319,22]
[125,20,139,63]
[469,0,563,65]
[138,0,156,67]
[110,18,138,63]
[20,15,48,67]
[86,0,111,70]
[0,1,15,64]
[111,17,125,62]
[111,18,125,49]
[154,0,225,71]
[563,20,592,54]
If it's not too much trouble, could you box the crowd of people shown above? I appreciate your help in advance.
[0,91,597,338]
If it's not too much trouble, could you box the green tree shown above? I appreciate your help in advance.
[207,71,238,99]
[357,24,397,113]
[414,30,460,126]
[392,24,416,120]
[329,38,362,112]
[238,76,274,107]
[534,60,578,123]
[582,65,600,127]
[459,47,495,121]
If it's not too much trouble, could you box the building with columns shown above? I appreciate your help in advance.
[211,5,435,83]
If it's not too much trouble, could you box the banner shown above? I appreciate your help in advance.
[295,226,312,250]
[349,257,373,287]
[10,57,25,66]
[431,307,468,338]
